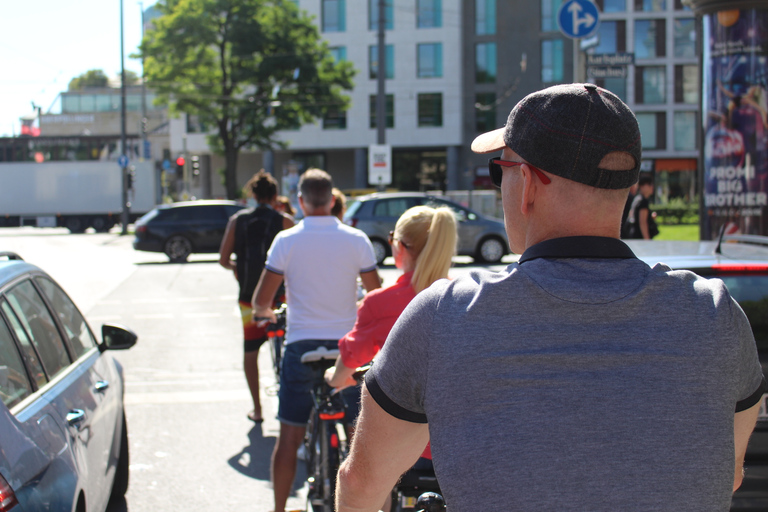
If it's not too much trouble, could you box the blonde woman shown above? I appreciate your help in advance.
[325,204,457,389]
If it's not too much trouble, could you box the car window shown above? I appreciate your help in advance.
[719,274,768,350]
[344,200,362,220]
[1,300,47,389]
[0,313,33,408]
[5,281,70,380]
[224,205,243,217]
[35,277,97,359]
[426,199,473,222]
[373,198,415,218]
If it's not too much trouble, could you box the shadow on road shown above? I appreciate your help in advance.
[227,426,307,496]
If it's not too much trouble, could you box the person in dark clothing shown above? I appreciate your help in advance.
[219,170,294,423]
[623,174,658,239]
[620,182,639,238]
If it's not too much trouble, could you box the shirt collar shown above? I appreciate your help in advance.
[518,236,636,264]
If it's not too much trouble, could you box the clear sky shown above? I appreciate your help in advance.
[0,0,157,137]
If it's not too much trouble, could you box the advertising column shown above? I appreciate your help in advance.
[689,1,768,239]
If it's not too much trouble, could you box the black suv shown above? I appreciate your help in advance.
[132,200,245,262]
[626,235,768,511]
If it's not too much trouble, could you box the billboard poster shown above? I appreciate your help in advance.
[702,9,768,239]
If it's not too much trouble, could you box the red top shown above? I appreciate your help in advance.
[339,272,432,459]
[339,272,416,368]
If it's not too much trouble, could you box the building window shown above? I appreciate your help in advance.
[329,47,347,62]
[635,19,666,58]
[323,109,347,130]
[542,39,564,83]
[475,43,497,83]
[595,0,626,12]
[595,77,627,102]
[594,20,626,53]
[673,18,696,58]
[634,0,666,11]
[674,112,696,150]
[674,65,698,104]
[369,94,395,128]
[418,43,443,78]
[674,0,691,10]
[322,0,346,32]
[475,93,496,133]
[369,45,394,79]
[637,112,666,149]
[369,0,393,30]
[636,66,666,104]
[476,0,496,35]
[418,93,443,127]
[542,0,562,32]
[417,0,441,28]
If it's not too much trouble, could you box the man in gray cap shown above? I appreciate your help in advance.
[335,84,765,511]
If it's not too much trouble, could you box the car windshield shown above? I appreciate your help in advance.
[719,274,768,350]
[344,200,362,221]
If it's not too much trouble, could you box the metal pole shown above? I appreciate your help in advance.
[376,0,386,145]
[140,1,147,162]
[120,0,130,235]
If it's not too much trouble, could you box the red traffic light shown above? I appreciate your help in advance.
[176,156,186,166]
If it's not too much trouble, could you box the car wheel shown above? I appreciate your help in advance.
[91,216,111,233]
[110,413,130,500]
[370,238,389,266]
[164,235,192,262]
[476,236,506,263]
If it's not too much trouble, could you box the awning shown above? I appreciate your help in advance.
[654,158,697,172]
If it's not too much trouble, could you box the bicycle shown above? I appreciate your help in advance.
[266,302,287,383]
[301,347,354,512]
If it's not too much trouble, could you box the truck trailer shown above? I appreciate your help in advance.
[0,161,159,233]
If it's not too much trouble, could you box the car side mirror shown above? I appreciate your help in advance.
[100,324,138,352]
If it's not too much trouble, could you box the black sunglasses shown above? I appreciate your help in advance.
[388,231,410,249]
[488,158,551,188]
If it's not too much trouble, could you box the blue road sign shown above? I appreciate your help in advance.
[162,159,172,170]
[118,154,130,168]
[558,0,600,39]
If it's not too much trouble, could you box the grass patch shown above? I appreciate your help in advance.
[656,224,699,241]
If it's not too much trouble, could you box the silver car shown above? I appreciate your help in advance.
[0,252,137,512]
[343,192,509,265]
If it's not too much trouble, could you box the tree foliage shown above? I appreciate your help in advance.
[140,0,356,199]
[69,69,110,90]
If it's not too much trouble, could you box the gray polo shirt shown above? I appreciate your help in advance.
[367,236,766,512]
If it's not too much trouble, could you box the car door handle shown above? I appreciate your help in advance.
[95,380,109,392]
[66,409,86,426]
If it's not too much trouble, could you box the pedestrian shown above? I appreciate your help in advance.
[250,168,381,512]
[620,181,638,238]
[219,170,294,423]
[336,83,766,512]
[331,187,347,221]
[624,173,659,239]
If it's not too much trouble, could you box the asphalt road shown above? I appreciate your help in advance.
[0,227,516,512]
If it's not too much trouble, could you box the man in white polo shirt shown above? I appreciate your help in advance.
[251,168,381,512]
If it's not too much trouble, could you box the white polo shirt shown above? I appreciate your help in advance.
[265,216,377,343]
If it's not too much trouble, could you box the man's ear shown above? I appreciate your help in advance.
[519,164,537,215]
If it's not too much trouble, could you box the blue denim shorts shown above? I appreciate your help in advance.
[278,339,361,426]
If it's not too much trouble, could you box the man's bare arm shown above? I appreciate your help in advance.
[218,217,237,271]
[336,385,429,512]
[360,269,382,293]
[734,401,760,491]
[250,269,284,323]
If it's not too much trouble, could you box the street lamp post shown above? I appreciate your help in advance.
[120,0,130,235]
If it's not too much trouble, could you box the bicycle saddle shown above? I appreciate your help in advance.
[300,347,340,364]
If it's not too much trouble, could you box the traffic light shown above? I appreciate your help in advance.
[191,155,200,177]
[176,156,185,174]
[126,166,135,189]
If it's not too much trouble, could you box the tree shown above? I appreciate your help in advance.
[139,0,356,199]
[69,69,109,90]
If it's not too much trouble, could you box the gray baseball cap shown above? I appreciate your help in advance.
[471,83,641,190]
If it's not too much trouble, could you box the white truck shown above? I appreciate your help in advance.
[0,161,159,233]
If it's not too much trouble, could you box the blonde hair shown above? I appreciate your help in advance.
[394,206,457,293]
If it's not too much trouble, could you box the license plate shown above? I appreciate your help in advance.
[759,393,768,420]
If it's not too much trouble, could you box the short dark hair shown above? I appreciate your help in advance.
[246,170,278,202]
[299,169,333,208]
[638,173,654,187]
